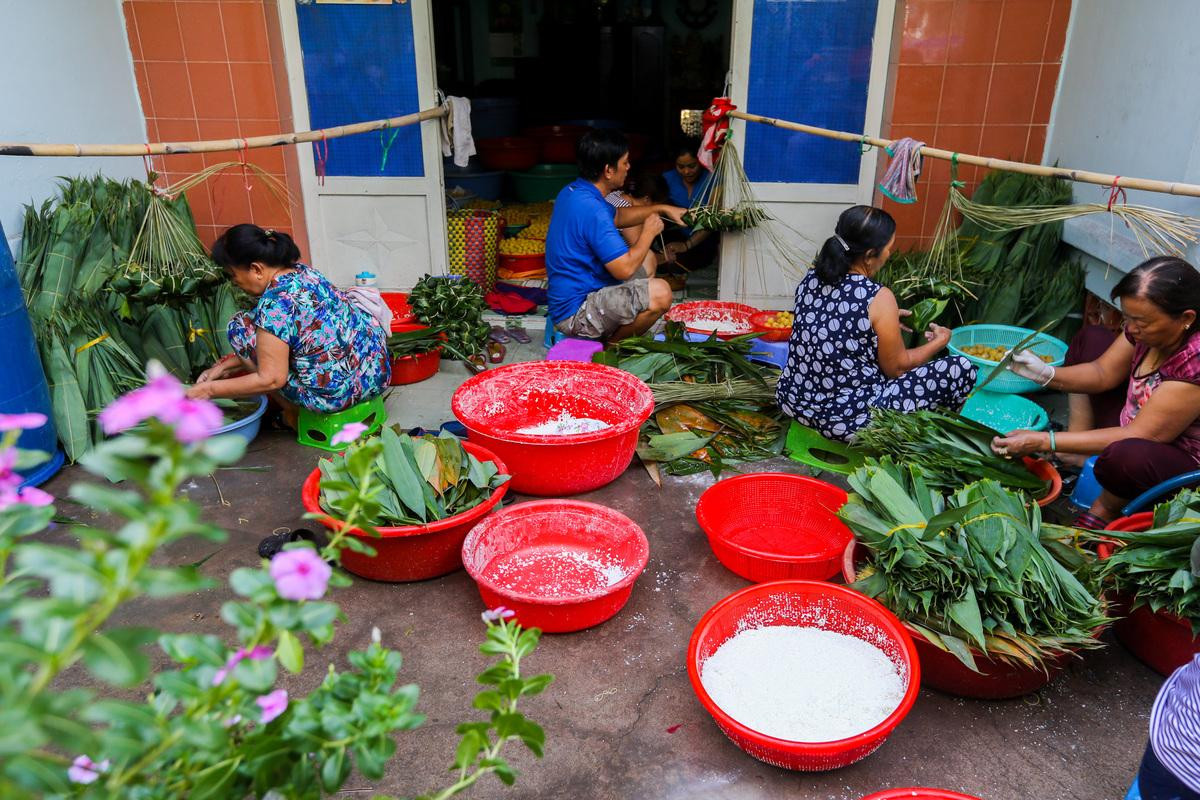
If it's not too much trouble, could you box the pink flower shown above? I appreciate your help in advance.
[331,422,368,446]
[98,363,223,443]
[481,606,515,624]
[212,645,274,686]
[256,689,288,724]
[269,548,331,601]
[0,449,21,493]
[67,755,109,784]
[0,412,47,431]
[99,363,185,435]
[160,398,224,443]
[0,449,55,511]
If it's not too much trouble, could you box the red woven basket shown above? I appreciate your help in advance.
[688,580,920,771]
[696,474,852,582]
[301,441,508,582]
[461,499,649,633]
[1103,513,1200,676]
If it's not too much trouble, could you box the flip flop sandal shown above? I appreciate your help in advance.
[465,354,487,374]
[505,324,531,344]
[488,326,511,344]
[487,341,506,363]
[257,528,327,560]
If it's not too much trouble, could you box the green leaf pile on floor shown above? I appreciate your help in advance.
[840,458,1108,671]
[318,427,509,527]
[1096,488,1200,632]
[855,408,1048,494]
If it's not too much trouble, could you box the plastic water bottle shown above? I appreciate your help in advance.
[354,271,377,287]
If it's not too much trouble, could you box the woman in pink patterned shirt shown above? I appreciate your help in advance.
[993,256,1200,527]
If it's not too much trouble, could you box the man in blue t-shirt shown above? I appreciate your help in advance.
[546,129,686,341]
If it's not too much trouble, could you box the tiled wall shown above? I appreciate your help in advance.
[884,0,1071,250]
[121,0,308,254]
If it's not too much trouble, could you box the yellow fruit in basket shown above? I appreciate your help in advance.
[962,344,1053,364]
[767,311,793,328]
[500,237,545,256]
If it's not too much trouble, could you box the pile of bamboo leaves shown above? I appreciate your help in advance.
[854,408,1049,496]
[18,175,243,460]
[1094,488,1200,632]
[841,458,1109,671]
[595,323,785,476]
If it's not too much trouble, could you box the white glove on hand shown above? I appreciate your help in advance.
[1008,349,1055,386]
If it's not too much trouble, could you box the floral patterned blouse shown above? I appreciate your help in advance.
[1120,331,1200,463]
[227,264,390,412]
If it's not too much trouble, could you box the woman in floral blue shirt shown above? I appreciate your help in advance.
[186,225,390,424]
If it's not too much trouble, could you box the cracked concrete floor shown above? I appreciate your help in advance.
[39,358,1162,800]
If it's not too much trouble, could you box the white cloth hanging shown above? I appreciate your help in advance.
[440,96,476,168]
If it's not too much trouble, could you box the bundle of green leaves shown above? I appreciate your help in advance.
[386,325,446,358]
[592,322,768,385]
[840,458,1108,671]
[408,275,490,360]
[1097,488,1200,632]
[318,427,509,527]
[854,408,1048,495]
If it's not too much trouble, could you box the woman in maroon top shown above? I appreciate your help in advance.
[993,256,1200,526]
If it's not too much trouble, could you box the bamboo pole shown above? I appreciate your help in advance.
[729,109,1200,200]
[0,106,448,158]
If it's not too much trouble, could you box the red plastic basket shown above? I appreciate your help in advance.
[841,541,1080,699]
[749,310,792,343]
[476,136,539,171]
[461,499,649,633]
[696,474,852,582]
[1103,513,1200,676]
[451,361,654,496]
[497,252,545,274]
[523,125,586,163]
[300,441,509,582]
[666,301,760,339]
[688,580,920,771]
[860,790,982,800]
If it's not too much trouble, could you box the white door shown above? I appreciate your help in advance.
[720,0,898,308]
[279,0,447,289]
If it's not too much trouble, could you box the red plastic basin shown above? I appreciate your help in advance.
[688,580,920,771]
[1103,513,1200,676]
[749,310,791,342]
[451,361,654,496]
[301,441,509,582]
[1025,456,1062,508]
[497,251,545,275]
[389,322,441,385]
[476,136,539,171]
[696,474,852,582]
[523,125,586,163]
[666,301,761,339]
[841,541,1079,699]
[381,291,416,328]
[461,499,649,633]
[860,790,982,800]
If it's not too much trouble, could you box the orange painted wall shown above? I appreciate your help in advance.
[121,0,308,255]
[883,0,1071,250]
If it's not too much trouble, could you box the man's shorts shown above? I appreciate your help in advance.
[555,278,652,340]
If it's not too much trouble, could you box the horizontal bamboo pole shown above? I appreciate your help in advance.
[729,109,1200,200]
[0,105,448,158]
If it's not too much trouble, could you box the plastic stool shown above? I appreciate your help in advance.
[785,421,865,475]
[1069,455,1102,511]
[297,395,387,451]
[748,337,788,369]
[547,338,604,362]
[543,323,566,349]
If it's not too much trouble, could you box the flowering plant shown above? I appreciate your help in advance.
[0,367,551,798]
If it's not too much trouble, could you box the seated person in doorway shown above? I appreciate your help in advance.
[661,143,718,273]
[186,224,391,428]
[992,256,1200,528]
[775,205,976,442]
[606,171,673,257]
[546,129,687,341]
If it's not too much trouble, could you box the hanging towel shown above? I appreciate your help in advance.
[878,138,926,204]
[342,286,393,331]
[440,97,476,168]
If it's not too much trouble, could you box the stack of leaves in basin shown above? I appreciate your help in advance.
[386,325,446,359]
[840,458,1108,671]
[1095,488,1200,632]
[855,408,1048,496]
[594,322,784,476]
[318,427,509,531]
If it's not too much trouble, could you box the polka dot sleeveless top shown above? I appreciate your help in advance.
[775,271,883,440]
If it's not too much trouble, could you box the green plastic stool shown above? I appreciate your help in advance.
[297,395,387,451]
[785,421,865,475]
